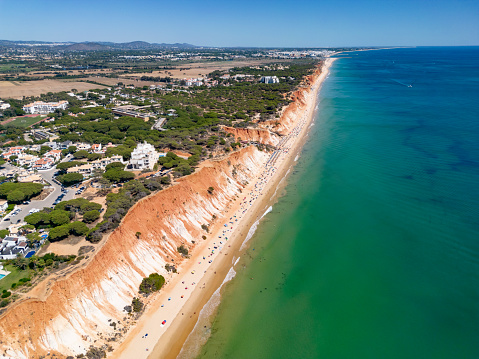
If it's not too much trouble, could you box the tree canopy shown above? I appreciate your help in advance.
[57,173,83,186]
[0,183,43,203]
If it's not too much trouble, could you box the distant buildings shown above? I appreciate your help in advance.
[0,200,8,215]
[260,76,280,84]
[127,142,161,171]
[185,78,204,86]
[44,150,62,162]
[152,118,166,131]
[16,154,40,167]
[0,101,11,110]
[112,107,150,121]
[22,100,68,114]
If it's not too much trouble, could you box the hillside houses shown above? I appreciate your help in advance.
[16,154,40,167]
[32,157,54,170]
[67,155,125,177]
[44,150,62,162]
[0,236,29,260]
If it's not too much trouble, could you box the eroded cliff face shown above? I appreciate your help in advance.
[222,126,280,147]
[0,146,269,358]
[265,66,322,135]
[225,64,322,142]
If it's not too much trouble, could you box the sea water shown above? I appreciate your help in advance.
[196,47,479,359]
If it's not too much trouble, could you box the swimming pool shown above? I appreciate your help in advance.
[0,274,5,280]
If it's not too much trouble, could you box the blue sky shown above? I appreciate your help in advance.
[0,0,477,46]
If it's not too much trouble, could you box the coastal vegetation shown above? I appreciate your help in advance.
[0,182,43,203]
[57,172,84,186]
[0,253,79,309]
[139,273,165,294]
[24,198,101,241]
[177,244,189,256]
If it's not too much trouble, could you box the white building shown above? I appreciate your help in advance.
[75,143,91,151]
[127,142,160,171]
[260,76,280,84]
[0,200,8,214]
[16,154,40,167]
[32,157,54,170]
[44,150,62,162]
[67,155,125,176]
[0,101,11,110]
[22,100,68,114]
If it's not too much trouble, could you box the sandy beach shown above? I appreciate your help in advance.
[110,57,336,359]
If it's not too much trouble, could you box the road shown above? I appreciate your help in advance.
[0,159,76,229]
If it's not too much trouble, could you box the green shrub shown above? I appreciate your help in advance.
[177,244,189,256]
[57,173,83,186]
[139,273,165,294]
[132,297,144,313]
[0,182,43,203]
[83,210,100,223]
[48,224,70,242]
[69,221,89,236]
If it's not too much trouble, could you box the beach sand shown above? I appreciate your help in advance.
[110,57,336,359]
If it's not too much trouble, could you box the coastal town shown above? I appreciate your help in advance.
[0,39,341,358]
[1,0,475,357]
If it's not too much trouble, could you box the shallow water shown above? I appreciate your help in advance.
[196,47,479,359]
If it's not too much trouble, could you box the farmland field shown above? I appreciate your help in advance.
[0,79,106,99]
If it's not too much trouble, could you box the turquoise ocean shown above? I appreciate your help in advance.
[196,47,479,359]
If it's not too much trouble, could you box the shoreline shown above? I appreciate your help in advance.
[110,57,336,359]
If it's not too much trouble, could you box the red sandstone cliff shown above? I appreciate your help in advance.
[0,63,323,358]
[0,147,268,358]
[224,63,323,142]
[222,126,280,146]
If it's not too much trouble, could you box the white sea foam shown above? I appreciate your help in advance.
[294,154,299,162]
[240,206,273,251]
[234,257,241,266]
[272,169,291,198]
[177,267,236,359]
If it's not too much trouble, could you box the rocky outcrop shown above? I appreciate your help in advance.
[0,146,269,358]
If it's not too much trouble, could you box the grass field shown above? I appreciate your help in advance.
[0,64,34,73]
[3,115,45,128]
[0,265,31,293]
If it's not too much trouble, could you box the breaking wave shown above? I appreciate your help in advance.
[177,266,236,359]
[240,206,273,251]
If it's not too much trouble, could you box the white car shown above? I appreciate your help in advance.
[29,208,40,214]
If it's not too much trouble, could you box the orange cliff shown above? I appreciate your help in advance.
[0,62,324,358]
[267,65,323,135]
[0,146,269,358]
[222,63,324,145]
[222,126,280,147]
